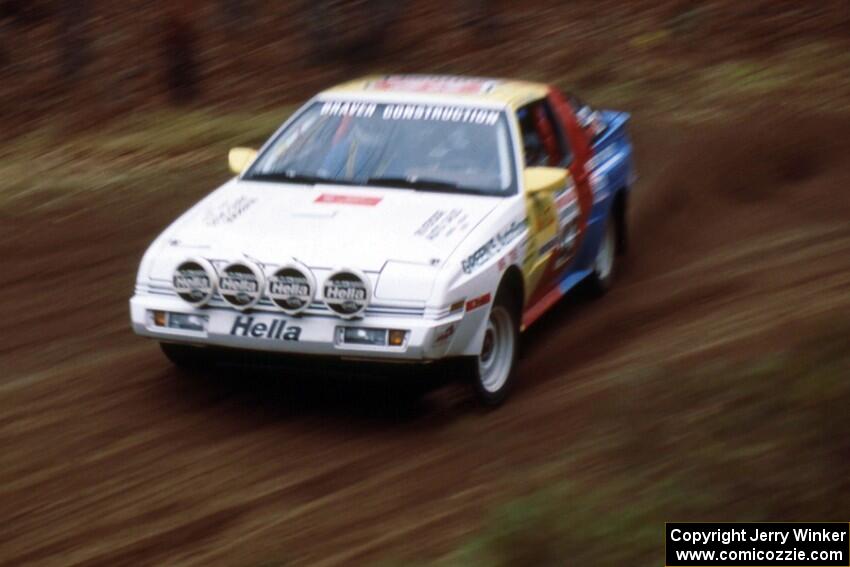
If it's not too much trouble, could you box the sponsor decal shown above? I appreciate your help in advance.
[267,263,315,315]
[553,183,581,268]
[553,177,577,213]
[381,104,500,125]
[554,221,580,268]
[315,193,382,206]
[465,293,491,312]
[368,75,500,94]
[230,315,301,341]
[586,145,616,171]
[590,170,609,203]
[557,200,579,222]
[219,261,264,310]
[318,98,500,125]
[538,236,558,256]
[414,208,470,241]
[461,219,528,274]
[323,269,371,318]
[320,101,377,118]
[203,196,256,226]
[173,258,216,306]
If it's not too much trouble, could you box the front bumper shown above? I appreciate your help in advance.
[130,293,473,361]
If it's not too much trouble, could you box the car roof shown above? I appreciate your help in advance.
[320,74,550,110]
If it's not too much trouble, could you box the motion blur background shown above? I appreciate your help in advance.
[1,2,849,566]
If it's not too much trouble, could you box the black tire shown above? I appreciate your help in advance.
[468,288,521,407]
[586,215,617,296]
[160,342,208,371]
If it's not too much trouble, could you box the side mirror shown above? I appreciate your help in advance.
[524,166,568,194]
[228,147,258,175]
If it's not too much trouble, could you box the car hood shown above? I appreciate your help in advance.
[148,180,500,280]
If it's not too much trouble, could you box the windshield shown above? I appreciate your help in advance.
[244,100,516,195]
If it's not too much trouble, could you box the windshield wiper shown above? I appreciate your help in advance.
[366,175,486,194]
[246,171,488,194]
[244,171,354,185]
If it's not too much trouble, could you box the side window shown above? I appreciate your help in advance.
[517,100,570,168]
[543,99,572,167]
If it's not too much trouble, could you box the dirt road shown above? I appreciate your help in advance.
[2,113,850,566]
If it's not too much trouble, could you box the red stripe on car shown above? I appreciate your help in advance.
[521,286,564,330]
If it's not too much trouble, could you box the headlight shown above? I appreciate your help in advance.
[336,327,409,347]
[151,311,208,332]
[375,261,437,302]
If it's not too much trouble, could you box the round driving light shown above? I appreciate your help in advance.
[219,261,264,310]
[323,268,371,319]
[267,263,316,315]
[172,258,216,307]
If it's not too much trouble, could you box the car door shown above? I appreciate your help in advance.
[517,98,583,304]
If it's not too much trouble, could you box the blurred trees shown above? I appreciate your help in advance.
[0,0,48,27]
[217,0,253,33]
[303,0,406,64]
[57,0,89,81]
[164,1,200,104]
[0,0,506,107]
[0,0,89,80]
[458,0,501,34]
[1,0,847,120]
[0,0,47,70]
[302,0,502,63]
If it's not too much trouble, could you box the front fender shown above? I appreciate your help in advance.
[430,210,530,357]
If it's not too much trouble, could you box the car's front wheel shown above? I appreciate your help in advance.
[469,291,520,406]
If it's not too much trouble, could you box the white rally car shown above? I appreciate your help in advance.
[130,75,633,405]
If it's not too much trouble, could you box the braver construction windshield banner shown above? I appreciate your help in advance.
[666,523,850,566]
